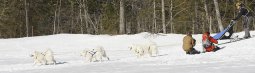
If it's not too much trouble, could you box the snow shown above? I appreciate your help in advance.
[0,31,255,73]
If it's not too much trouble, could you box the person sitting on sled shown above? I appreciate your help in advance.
[231,2,251,39]
[182,32,200,55]
[202,32,219,52]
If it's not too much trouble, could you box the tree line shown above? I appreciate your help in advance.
[0,0,255,38]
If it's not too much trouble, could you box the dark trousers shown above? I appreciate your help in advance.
[243,16,251,38]
[186,48,200,55]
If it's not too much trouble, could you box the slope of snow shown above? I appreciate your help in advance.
[0,31,255,73]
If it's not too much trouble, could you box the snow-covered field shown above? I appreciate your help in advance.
[1,31,255,73]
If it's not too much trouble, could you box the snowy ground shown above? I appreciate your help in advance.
[0,31,255,73]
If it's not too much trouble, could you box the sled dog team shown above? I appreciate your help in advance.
[30,42,159,65]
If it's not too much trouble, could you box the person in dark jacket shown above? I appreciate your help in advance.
[231,2,251,38]
[182,32,200,55]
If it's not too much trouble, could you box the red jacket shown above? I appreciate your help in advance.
[202,33,218,52]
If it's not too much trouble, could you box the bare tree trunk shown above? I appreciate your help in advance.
[170,0,173,33]
[204,0,209,32]
[193,1,198,34]
[119,0,125,34]
[71,15,74,34]
[99,15,103,34]
[53,10,57,34]
[84,10,97,34]
[53,0,59,34]
[253,4,255,30]
[153,0,157,33]
[82,0,89,34]
[161,0,166,33]
[31,26,33,37]
[79,0,83,34]
[192,19,195,34]
[209,16,213,33]
[25,0,29,37]
[232,4,237,32]
[94,16,99,34]
[70,1,74,34]
[57,0,62,33]
[252,17,255,30]
[137,20,141,33]
[213,0,224,31]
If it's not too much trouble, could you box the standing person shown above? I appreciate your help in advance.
[231,2,252,39]
[182,32,200,55]
[202,32,219,52]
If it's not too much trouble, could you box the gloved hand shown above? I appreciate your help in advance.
[231,20,236,23]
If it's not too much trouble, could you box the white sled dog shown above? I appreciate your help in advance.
[30,49,56,65]
[43,49,56,65]
[30,51,46,65]
[80,46,110,62]
[80,49,95,62]
[129,42,158,58]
